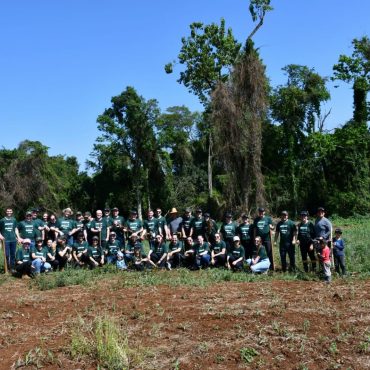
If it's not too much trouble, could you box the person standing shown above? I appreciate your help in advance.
[143,209,160,249]
[237,214,253,260]
[190,209,205,239]
[220,213,238,253]
[253,207,274,269]
[297,211,316,272]
[180,208,193,239]
[110,207,126,245]
[333,228,346,276]
[155,208,169,239]
[275,211,297,272]
[91,210,110,248]
[16,211,38,249]
[167,208,182,238]
[125,210,143,240]
[203,212,218,245]
[314,207,332,242]
[0,207,18,271]
[57,208,78,246]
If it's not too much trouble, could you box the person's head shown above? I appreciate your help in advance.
[197,235,204,244]
[169,208,178,218]
[147,209,154,218]
[281,211,288,220]
[258,207,265,217]
[242,214,249,223]
[77,232,84,241]
[300,211,308,220]
[196,209,202,218]
[84,211,91,220]
[96,210,103,219]
[225,212,232,222]
[47,239,55,248]
[112,207,119,215]
[318,238,327,249]
[32,209,38,219]
[25,211,32,221]
[317,207,325,218]
[335,228,342,237]
[130,234,137,242]
[36,237,43,249]
[171,234,178,243]
[42,212,49,221]
[76,211,83,220]
[156,234,163,243]
[215,233,221,242]
[92,236,99,246]
[5,208,13,217]
[104,208,110,216]
[63,208,72,218]
[57,236,66,245]
[233,235,240,246]
[185,208,191,217]
[22,238,31,249]
[186,236,193,245]
[117,251,124,260]
[156,208,162,217]
[204,212,210,219]
[254,236,262,246]
[130,210,138,219]
[109,232,116,240]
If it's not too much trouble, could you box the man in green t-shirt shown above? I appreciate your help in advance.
[110,207,126,245]
[180,208,193,239]
[190,209,205,239]
[72,232,89,268]
[104,231,123,264]
[219,213,237,252]
[274,211,297,272]
[166,234,182,269]
[16,211,38,248]
[143,209,160,249]
[57,208,78,246]
[297,211,316,272]
[210,233,226,268]
[91,210,110,248]
[0,207,18,270]
[87,236,104,269]
[237,214,253,260]
[148,234,168,269]
[253,207,274,269]
[155,208,168,239]
[125,210,143,240]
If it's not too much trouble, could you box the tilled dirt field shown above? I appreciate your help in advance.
[0,276,369,370]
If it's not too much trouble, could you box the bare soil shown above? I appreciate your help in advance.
[0,276,369,370]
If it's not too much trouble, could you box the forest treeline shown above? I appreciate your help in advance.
[0,1,369,219]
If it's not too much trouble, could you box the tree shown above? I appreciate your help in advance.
[333,36,370,125]
[165,18,241,197]
[92,87,164,218]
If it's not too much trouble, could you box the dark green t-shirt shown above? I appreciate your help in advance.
[30,246,48,260]
[110,216,125,240]
[255,245,268,260]
[126,219,143,235]
[229,245,245,259]
[144,218,160,235]
[88,246,103,261]
[253,216,273,241]
[168,241,182,252]
[190,217,205,237]
[91,218,110,240]
[297,221,315,243]
[73,241,89,254]
[181,216,193,237]
[16,248,31,263]
[220,222,237,240]
[17,220,37,240]
[210,240,226,254]
[276,219,296,245]
[32,218,44,238]
[151,241,168,256]
[57,217,77,234]
[105,240,122,256]
[0,217,17,241]
[195,242,209,255]
[237,223,252,241]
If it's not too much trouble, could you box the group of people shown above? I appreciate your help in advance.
[0,205,346,282]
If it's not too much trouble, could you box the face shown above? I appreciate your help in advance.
[92,239,99,246]
[113,210,119,216]
[172,235,178,243]
[197,235,203,244]
[104,210,110,216]
[156,235,162,243]
[64,210,71,217]
[226,216,232,222]
[43,213,48,221]
[196,211,202,218]
[234,240,240,247]
[186,237,193,245]
[148,211,154,218]
[301,214,307,221]
[36,240,43,248]
[258,211,265,217]
[110,234,116,240]
[32,212,38,219]
[281,213,288,221]
[47,240,53,247]
[215,234,221,241]
[318,211,325,218]
[242,217,248,223]
[26,213,32,221]
[23,242,30,250]
[156,209,162,216]
[255,237,261,246]
[50,215,56,222]
[96,210,103,218]
[6,209,13,217]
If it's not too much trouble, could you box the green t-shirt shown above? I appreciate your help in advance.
[126,219,143,235]
[110,216,125,239]
[190,217,205,237]
[91,218,110,240]
[181,216,193,236]
[32,218,44,238]
[30,246,48,260]
[237,223,252,241]
[229,245,245,259]
[256,245,268,260]
[298,221,315,243]
[17,220,37,240]
[220,222,237,240]
[155,216,167,232]
[73,240,89,254]
[211,240,226,254]
[125,240,143,253]
[195,242,209,255]
[0,217,17,241]
[276,219,296,245]
[151,241,168,256]
[57,217,77,234]
[16,248,31,263]
[87,246,103,261]
[144,218,159,235]
[168,240,182,252]
[253,216,273,240]
[105,240,122,256]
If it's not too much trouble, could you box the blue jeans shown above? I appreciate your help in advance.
[5,240,17,269]
[196,254,211,269]
[32,259,51,274]
[246,258,270,273]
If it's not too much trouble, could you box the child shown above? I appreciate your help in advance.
[116,251,127,271]
[333,228,346,276]
[317,239,331,283]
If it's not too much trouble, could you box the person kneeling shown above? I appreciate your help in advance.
[246,236,270,274]
[227,236,245,272]
[87,236,104,269]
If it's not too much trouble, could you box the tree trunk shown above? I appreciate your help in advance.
[208,133,213,197]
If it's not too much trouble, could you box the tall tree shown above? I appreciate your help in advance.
[92,87,163,218]
[333,36,370,125]
[165,18,241,197]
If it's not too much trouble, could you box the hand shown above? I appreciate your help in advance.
[0,235,5,241]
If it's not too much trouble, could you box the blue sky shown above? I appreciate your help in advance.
[1,0,369,170]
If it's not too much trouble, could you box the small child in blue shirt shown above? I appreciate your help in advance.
[333,228,346,276]
[116,251,127,271]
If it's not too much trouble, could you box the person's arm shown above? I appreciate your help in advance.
[232,256,243,265]
[158,252,167,265]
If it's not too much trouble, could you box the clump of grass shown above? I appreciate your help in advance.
[70,316,141,370]
[240,346,259,363]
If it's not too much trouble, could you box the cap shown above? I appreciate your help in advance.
[104,208,110,212]
[92,236,99,241]
[36,237,43,242]
[31,208,39,213]
[112,207,119,211]
[76,211,82,216]
[300,211,308,216]
[317,207,325,212]
[335,228,342,234]
[130,210,137,214]
[84,211,91,216]
[109,231,116,236]
[185,207,191,213]
[117,251,124,258]
[26,211,32,216]
[233,236,240,242]
[281,210,288,216]
[258,207,265,212]
[22,238,31,244]
[196,208,202,213]
[242,214,249,219]
[57,235,66,241]
[225,212,232,218]
[169,207,178,214]
[204,212,210,217]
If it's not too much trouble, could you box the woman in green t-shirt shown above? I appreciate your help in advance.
[246,236,270,273]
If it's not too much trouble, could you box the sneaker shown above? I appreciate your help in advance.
[166,262,172,271]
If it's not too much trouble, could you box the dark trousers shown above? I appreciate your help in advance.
[334,254,346,275]
[56,254,69,270]
[47,259,60,271]
[183,253,196,269]
[279,242,295,272]
[228,256,244,271]
[241,240,253,260]
[150,253,166,268]
[15,261,32,277]
[5,241,17,269]
[168,252,182,268]
[299,241,316,272]
[211,254,226,268]
[262,239,274,270]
